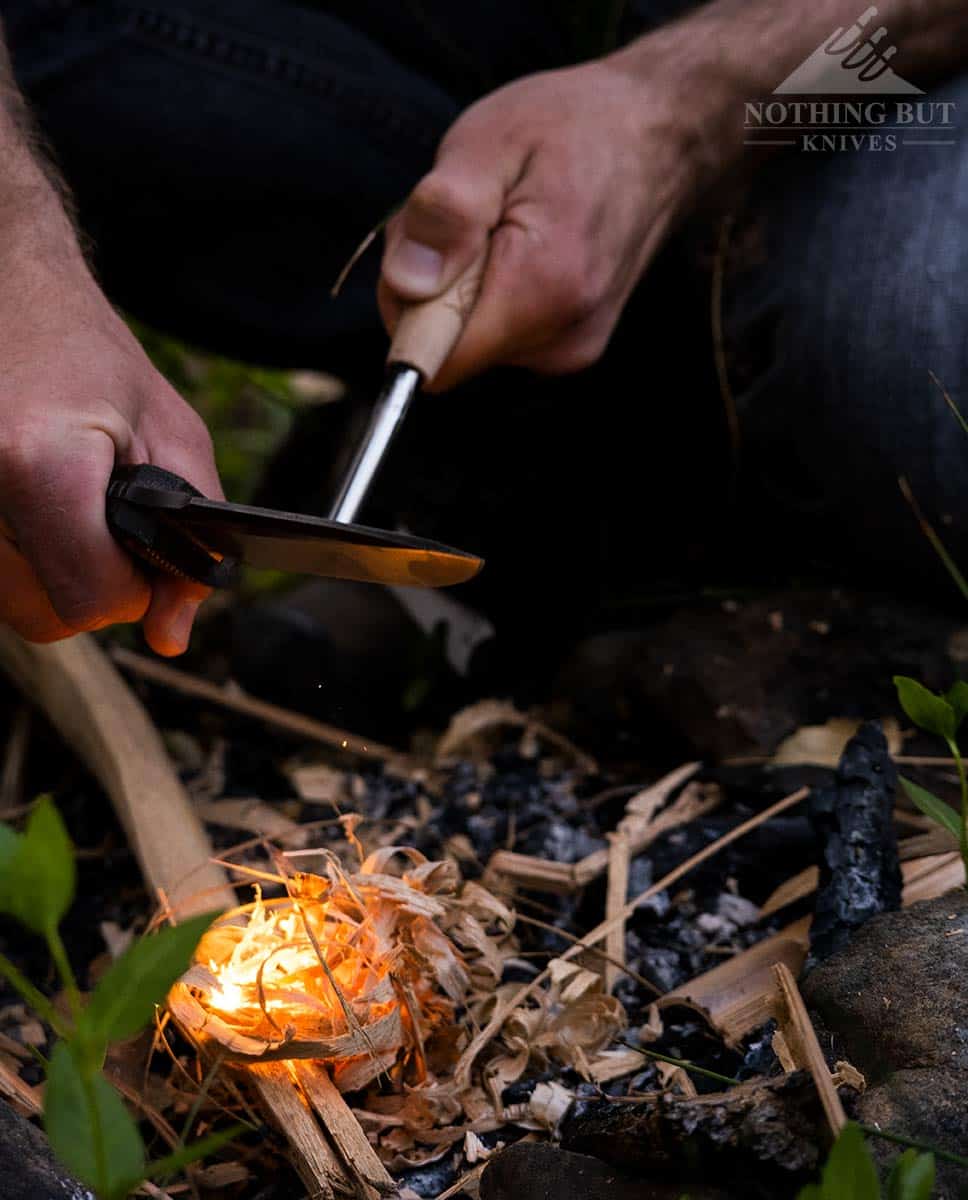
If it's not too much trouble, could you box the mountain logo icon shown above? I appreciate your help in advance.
[775,6,923,94]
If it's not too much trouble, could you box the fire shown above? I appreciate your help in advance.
[168,847,514,1091]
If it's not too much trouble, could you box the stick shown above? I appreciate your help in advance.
[604,831,630,995]
[249,1064,344,1200]
[295,1063,394,1196]
[0,635,359,1199]
[110,646,401,764]
[0,633,234,919]
[772,963,847,1136]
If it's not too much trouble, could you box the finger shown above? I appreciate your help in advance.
[0,524,76,644]
[419,220,556,390]
[139,387,223,654]
[1,431,151,633]
[142,574,210,657]
[381,146,508,303]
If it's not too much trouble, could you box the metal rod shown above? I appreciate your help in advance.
[327,364,421,525]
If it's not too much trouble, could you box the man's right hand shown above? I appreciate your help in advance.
[0,242,223,655]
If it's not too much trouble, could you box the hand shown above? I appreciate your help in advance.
[379,55,705,389]
[0,248,223,655]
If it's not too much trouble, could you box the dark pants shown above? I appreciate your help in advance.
[5,0,968,659]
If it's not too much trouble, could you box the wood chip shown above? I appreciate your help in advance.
[659,916,812,1046]
[832,1060,866,1092]
[0,1058,41,1117]
[195,798,307,844]
[771,963,846,1136]
[604,830,630,995]
[249,1063,345,1200]
[295,1063,394,1196]
[434,699,597,774]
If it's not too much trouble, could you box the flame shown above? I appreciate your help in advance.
[200,885,389,1028]
[168,848,512,1089]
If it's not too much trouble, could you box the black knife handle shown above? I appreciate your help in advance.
[106,464,238,589]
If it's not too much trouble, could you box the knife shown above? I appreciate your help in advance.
[106,254,486,590]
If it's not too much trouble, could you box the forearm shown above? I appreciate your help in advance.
[0,20,83,281]
[607,0,968,184]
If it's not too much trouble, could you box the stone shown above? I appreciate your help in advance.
[804,891,968,1199]
[0,1099,91,1200]
[480,1142,730,1200]
[803,891,968,1078]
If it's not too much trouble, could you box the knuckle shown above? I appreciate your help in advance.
[0,425,50,495]
[410,172,478,231]
[544,259,600,326]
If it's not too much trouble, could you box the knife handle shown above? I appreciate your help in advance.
[387,249,488,382]
[106,465,239,589]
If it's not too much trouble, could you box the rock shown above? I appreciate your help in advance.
[560,1073,821,1197]
[856,1069,968,1200]
[480,1143,729,1200]
[804,891,968,1077]
[804,891,968,1199]
[808,721,902,967]
[0,1098,91,1200]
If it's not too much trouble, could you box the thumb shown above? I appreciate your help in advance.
[382,154,505,303]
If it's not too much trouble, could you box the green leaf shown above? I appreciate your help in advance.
[899,776,962,841]
[145,1123,246,1183]
[78,913,216,1048]
[888,1149,935,1200]
[796,1187,822,1200]
[0,797,75,936]
[819,1124,880,1200]
[947,681,968,731]
[44,1041,145,1198]
[894,676,957,740]
[0,823,20,874]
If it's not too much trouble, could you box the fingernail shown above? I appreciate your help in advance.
[167,599,201,654]
[387,239,444,293]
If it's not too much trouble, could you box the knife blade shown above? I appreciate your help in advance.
[106,464,482,589]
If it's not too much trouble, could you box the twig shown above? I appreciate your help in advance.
[111,646,401,764]
[604,830,630,994]
[331,214,394,297]
[772,963,846,1136]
